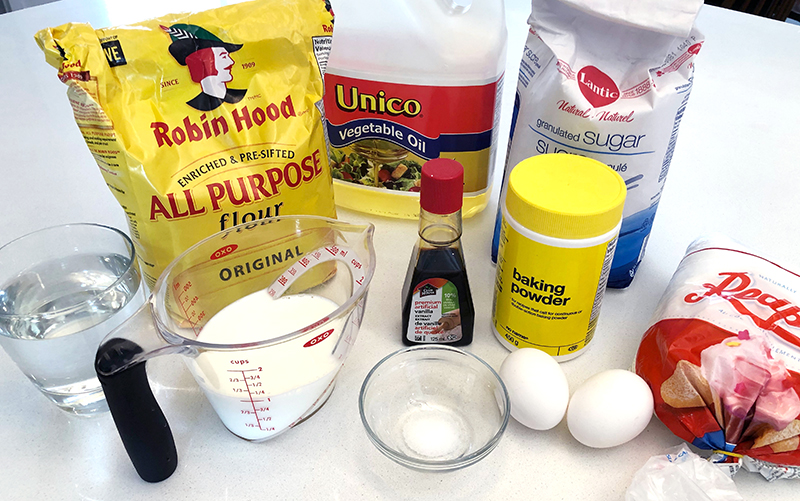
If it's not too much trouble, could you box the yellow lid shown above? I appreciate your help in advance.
[506,154,626,239]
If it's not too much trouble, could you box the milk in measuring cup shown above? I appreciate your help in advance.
[191,291,344,441]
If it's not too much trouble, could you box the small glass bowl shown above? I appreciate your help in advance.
[359,345,510,472]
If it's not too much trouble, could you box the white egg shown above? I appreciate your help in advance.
[567,369,654,448]
[499,348,569,430]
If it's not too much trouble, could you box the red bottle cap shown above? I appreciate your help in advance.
[420,159,464,215]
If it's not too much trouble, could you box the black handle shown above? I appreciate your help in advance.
[95,338,178,483]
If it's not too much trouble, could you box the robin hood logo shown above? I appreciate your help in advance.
[161,23,246,112]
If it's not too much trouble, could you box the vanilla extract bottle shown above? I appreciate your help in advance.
[402,159,474,346]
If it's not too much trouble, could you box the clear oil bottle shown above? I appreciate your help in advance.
[323,0,508,220]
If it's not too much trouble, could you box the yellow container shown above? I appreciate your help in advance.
[492,154,626,360]
[333,181,490,220]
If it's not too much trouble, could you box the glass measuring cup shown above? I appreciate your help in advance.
[94,216,375,482]
[0,223,144,416]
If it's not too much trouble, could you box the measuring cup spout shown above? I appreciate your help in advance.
[95,300,187,483]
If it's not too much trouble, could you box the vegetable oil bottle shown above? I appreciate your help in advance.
[323,0,507,219]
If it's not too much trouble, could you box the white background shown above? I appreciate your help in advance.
[1,1,800,499]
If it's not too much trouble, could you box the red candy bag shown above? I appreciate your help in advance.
[636,236,800,473]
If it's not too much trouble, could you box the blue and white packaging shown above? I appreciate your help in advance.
[492,0,704,288]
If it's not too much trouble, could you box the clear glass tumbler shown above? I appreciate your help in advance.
[0,223,144,416]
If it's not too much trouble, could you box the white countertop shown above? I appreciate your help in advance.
[2,1,800,499]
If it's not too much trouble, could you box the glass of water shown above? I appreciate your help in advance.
[0,223,145,416]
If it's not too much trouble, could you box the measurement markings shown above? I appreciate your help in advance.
[229,368,267,430]
[173,282,201,336]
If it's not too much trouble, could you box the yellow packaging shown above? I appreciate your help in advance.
[492,154,626,360]
[35,0,336,289]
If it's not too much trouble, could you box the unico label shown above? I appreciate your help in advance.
[324,74,501,196]
[492,215,617,358]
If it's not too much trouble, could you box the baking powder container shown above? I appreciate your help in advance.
[492,154,626,361]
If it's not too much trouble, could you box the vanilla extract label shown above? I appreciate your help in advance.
[406,278,463,344]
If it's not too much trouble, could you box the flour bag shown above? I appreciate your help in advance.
[491,0,704,288]
[36,0,336,289]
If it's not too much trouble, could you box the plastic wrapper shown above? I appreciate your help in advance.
[626,444,743,501]
[35,0,337,288]
[635,236,800,477]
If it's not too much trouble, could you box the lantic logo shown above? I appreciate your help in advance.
[684,272,800,332]
[577,66,619,108]
[335,84,421,118]
[161,23,246,112]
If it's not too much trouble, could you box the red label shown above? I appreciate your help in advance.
[303,328,334,347]
[323,73,499,135]
[636,319,800,465]
[412,278,448,295]
[684,271,800,339]
[210,244,238,260]
[577,66,619,108]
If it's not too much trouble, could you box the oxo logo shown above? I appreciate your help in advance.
[303,328,334,347]
[577,66,619,108]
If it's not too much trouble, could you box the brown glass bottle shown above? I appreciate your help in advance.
[401,159,474,346]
